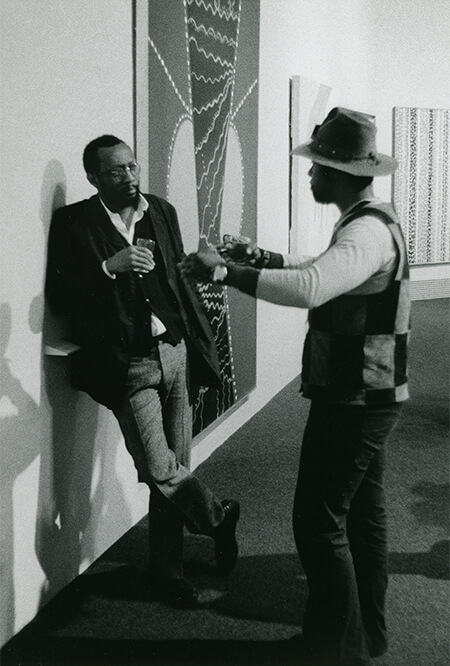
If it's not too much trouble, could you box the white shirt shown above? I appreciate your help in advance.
[100,194,166,336]
[256,199,398,309]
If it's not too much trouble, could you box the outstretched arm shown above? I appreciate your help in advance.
[180,217,397,309]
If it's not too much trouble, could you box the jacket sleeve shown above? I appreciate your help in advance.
[164,200,187,263]
[45,206,117,316]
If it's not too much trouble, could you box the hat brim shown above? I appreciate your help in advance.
[292,141,398,176]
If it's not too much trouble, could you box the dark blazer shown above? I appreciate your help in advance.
[45,193,220,409]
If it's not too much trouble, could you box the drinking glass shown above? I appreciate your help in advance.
[136,238,155,275]
[136,238,155,252]
[221,234,251,262]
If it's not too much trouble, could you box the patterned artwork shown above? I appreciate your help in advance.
[290,76,339,256]
[393,107,450,265]
[135,0,259,434]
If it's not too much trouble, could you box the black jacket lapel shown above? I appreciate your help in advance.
[86,195,129,251]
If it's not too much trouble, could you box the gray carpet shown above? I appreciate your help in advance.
[2,299,449,666]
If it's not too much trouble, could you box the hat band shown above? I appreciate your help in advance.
[311,139,380,165]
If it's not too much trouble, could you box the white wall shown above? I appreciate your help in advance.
[0,0,148,646]
[366,0,450,204]
[366,0,450,288]
[1,0,449,648]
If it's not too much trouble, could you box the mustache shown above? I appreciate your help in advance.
[119,183,139,193]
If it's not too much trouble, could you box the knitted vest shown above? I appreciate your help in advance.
[301,202,410,405]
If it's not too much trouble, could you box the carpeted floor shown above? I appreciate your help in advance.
[2,299,449,666]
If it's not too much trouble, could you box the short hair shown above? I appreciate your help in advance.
[82,135,125,174]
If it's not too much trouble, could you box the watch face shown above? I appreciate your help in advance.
[213,265,228,282]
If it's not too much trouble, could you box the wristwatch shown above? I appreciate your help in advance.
[211,264,228,283]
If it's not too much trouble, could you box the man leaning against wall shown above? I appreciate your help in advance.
[45,135,240,608]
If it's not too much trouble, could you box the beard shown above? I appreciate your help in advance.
[311,185,333,204]
[113,183,140,209]
[121,182,139,198]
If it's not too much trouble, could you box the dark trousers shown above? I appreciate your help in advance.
[293,400,402,666]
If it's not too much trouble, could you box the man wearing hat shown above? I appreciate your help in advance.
[181,108,410,665]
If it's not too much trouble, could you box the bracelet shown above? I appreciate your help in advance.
[252,248,270,268]
[260,249,271,267]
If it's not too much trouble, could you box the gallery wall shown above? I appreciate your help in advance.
[0,0,146,646]
[1,0,448,648]
[366,0,450,293]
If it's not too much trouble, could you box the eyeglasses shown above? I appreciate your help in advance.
[97,162,140,180]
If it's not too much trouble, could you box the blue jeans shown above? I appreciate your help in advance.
[293,400,403,665]
[113,340,224,577]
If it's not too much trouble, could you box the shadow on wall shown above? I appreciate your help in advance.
[32,161,95,607]
[0,160,133,646]
[0,302,42,645]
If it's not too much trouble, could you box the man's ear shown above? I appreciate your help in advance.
[86,172,98,188]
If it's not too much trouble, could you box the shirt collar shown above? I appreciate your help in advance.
[99,193,149,243]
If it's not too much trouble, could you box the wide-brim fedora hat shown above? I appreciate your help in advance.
[292,107,397,176]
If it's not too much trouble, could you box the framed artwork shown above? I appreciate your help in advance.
[289,75,339,257]
[393,107,450,265]
[134,0,259,435]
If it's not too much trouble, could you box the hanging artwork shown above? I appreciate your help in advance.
[393,107,450,265]
[135,0,259,434]
[290,75,339,256]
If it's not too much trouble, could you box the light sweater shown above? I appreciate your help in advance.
[256,200,398,309]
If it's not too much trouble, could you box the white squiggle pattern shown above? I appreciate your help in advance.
[148,34,190,114]
[186,0,242,428]
[194,73,233,153]
[187,0,239,22]
[192,70,232,85]
[193,74,233,115]
[193,385,207,427]
[189,35,234,68]
[188,16,237,46]
[223,286,238,400]
[198,110,229,187]
[199,116,231,239]
[228,0,240,117]
[184,0,193,114]
[230,79,257,121]
[198,174,226,244]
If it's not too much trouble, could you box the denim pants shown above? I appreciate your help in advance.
[113,340,224,577]
[293,400,403,666]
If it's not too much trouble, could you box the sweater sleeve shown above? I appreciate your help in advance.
[281,253,316,269]
[224,265,259,296]
[256,216,398,309]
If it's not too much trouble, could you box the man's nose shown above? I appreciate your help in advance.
[123,167,136,182]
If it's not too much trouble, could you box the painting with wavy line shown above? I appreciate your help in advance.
[136,0,259,434]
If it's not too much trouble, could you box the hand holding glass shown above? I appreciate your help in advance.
[136,238,155,252]
[218,234,251,263]
[136,238,155,275]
